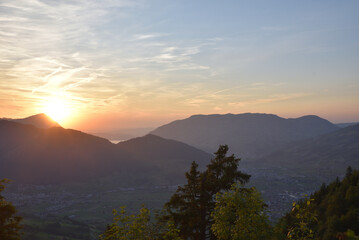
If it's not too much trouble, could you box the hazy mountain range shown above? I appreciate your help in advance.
[150,113,340,159]
[2,112,358,229]
[336,122,359,128]
[1,112,358,187]
[0,114,211,184]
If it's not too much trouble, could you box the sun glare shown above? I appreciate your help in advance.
[43,99,71,123]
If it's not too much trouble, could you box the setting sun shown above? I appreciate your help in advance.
[43,99,71,124]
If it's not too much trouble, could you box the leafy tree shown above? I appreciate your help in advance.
[164,145,250,240]
[0,179,22,240]
[99,206,182,240]
[211,183,272,240]
[286,199,318,240]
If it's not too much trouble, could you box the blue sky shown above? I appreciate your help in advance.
[0,0,358,129]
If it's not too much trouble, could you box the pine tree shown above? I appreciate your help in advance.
[164,145,250,240]
[165,161,203,239]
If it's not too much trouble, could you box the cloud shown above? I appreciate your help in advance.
[0,0,218,118]
[0,0,135,111]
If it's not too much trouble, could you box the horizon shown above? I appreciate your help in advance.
[2,111,357,133]
[1,1,358,130]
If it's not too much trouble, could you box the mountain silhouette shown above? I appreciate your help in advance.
[0,119,212,185]
[150,113,339,159]
[2,113,61,128]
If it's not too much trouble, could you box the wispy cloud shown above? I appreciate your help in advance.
[0,2,183,118]
[2,0,355,126]
[0,0,217,117]
[133,33,170,40]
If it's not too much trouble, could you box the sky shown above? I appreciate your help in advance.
[0,0,358,131]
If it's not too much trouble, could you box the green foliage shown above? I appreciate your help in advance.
[286,199,318,240]
[211,183,272,240]
[277,167,359,240]
[99,206,182,240]
[343,229,359,240]
[164,145,250,240]
[0,179,23,240]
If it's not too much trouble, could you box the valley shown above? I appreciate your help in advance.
[1,113,358,239]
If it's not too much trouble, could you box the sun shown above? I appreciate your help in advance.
[43,99,71,123]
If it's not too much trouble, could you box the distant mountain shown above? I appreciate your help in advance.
[257,123,359,179]
[0,119,211,185]
[2,113,61,128]
[150,113,339,159]
[336,122,359,128]
[92,127,154,142]
[117,134,210,173]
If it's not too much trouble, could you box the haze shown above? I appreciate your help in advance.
[0,0,358,131]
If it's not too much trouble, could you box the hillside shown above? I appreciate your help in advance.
[0,120,212,185]
[257,123,359,178]
[150,113,339,159]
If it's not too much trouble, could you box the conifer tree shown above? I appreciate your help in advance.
[165,161,203,239]
[164,145,250,240]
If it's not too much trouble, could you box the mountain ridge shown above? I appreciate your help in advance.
[1,113,61,129]
[150,113,339,159]
[0,119,212,185]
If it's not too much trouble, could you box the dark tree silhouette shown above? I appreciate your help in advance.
[0,179,22,240]
[164,145,250,240]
